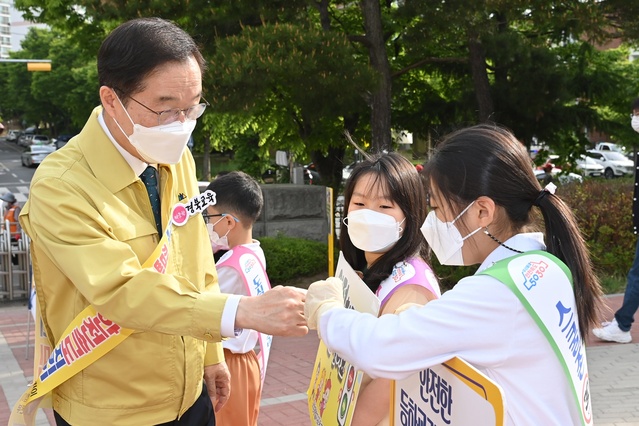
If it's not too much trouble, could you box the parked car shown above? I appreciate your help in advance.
[6,130,20,143]
[21,143,56,167]
[533,168,583,185]
[575,155,604,177]
[585,149,634,179]
[18,134,33,147]
[31,135,50,145]
[595,142,626,154]
[53,134,74,149]
[594,142,633,160]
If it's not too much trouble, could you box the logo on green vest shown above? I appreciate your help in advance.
[521,260,549,290]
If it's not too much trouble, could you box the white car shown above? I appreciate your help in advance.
[6,130,19,142]
[575,155,604,177]
[534,168,583,185]
[586,150,634,179]
[21,143,56,167]
[594,142,625,154]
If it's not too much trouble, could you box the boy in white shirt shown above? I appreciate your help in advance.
[205,171,271,426]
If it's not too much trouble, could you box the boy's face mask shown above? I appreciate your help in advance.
[207,216,231,253]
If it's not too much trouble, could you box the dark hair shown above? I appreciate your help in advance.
[424,124,603,339]
[341,152,430,293]
[206,171,263,225]
[98,18,206,98]
[632,97,639,111]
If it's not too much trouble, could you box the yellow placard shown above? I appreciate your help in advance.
[390,357,505,426]
[307,252,380,426]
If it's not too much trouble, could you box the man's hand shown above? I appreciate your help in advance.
[204,362,231,412]
[235,286,308,336]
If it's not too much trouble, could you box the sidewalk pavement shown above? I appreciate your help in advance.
[1,294,637,426]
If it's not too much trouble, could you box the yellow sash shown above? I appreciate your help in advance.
[10,190,218,426]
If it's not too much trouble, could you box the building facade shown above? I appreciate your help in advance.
[0,0,47,58]
[0,1,10,59]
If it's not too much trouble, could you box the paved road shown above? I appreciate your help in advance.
[0,137,36,203]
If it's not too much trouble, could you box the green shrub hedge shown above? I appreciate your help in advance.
[259,234,329,284]
[260,178,636,293]
[560,178,634,278]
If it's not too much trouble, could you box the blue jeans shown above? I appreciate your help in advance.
[615,237,639,331]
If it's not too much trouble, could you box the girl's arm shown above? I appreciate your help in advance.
[351,285,435,425]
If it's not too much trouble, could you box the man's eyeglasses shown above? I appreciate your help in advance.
[202,212,240,224]
[122,92,209,126]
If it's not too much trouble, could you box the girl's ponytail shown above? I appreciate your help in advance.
[535,190,604,338]
[425,124,604,340]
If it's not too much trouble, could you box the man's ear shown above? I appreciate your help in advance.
[474,196,496,228]
[99,86,118,118]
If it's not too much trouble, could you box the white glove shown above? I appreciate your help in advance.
[304,277,344,334]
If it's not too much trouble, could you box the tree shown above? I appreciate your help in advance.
[205,22,375,188]
[359,0,393,151]
[391,0,639,153]
[0,26,98,135]
[11,0,639,172]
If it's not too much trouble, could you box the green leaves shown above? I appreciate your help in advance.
[209,23,375,120]
[0,26,99,134]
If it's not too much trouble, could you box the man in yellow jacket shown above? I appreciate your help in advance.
[20,18,307,426]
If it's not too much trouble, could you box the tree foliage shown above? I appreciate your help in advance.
[4,0,639,186]
[0,27,99,135]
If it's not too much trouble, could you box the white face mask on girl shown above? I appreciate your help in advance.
[207,219,230,253]
[344,209,405,253]
[631,115,639,133]
[420,201,481,266]
[113,95,196,165]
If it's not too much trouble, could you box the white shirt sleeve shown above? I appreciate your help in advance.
[220,294,242,338]
[319,275,520,380]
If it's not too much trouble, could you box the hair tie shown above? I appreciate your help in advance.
[533,182,556,206]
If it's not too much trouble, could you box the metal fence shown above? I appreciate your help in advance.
[0,219,31,301]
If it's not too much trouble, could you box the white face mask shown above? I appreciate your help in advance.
[207,219,230,253]
[420,201,481,265]
[344,209,405,253]
[631,115,639,133]
[114,95,196,164]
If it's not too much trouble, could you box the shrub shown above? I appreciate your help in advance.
[259,235,329,284]
[559,178,635,279]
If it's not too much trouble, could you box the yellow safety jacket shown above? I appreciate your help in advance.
[20,107,228,425]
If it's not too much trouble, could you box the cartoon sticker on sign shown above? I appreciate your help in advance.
[307,252,380,426]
